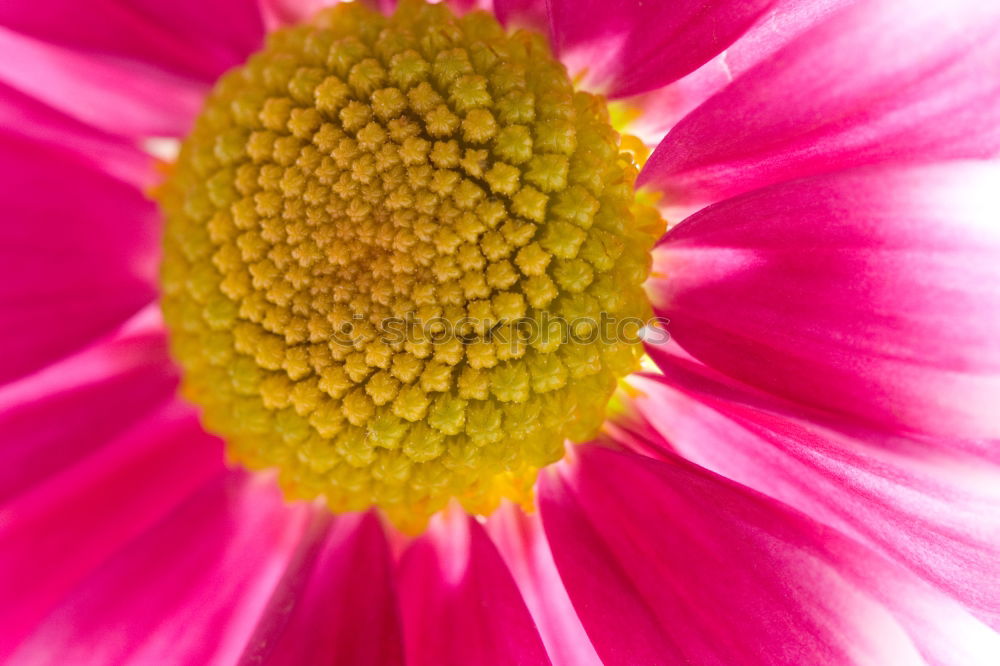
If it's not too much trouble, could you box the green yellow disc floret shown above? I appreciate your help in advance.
[157,0,663,531]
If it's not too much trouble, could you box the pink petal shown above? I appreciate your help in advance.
[618,0,856,145]
[486,503,601,666]
[0,27,205,139]
[7,472,315,664]
[259,0,339,30]
[0,325,177,502]
[398,510,550,666]
[548,0,776,98]
[238,512,404,666]
[0,133,159,383]
[492,0,547,31]
[0,0,264,83]
[640,0,1000,211]
[0,403,225,658]
[625,368,1000,629]
[0,81,154,187]
[540,445,1000,665]
[647,161,1000,439]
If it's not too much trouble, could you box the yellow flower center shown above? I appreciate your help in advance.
[157,0,663,531]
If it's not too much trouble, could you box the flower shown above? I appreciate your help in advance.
[1,0,998,663]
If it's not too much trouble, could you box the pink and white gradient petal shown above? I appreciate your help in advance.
[238,512,405,666]
[547,0,776,98]
[540,445,1000,666]
[0,324,177,502]
[398,510,551,666]
[623,368,1000,630]
[492,0,547,32]
[0,402,224,660]
[0,82,155,187]
[618,0,856,145]
[0,0,265,83]
[647,161,1000,440]
[0,27,205,139]
[486,503,602,666]
[639,0,1000,212]
[7,473,316,665]
[0,135,160,384]
[259,0,340,30]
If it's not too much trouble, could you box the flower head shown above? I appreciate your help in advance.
[1,0,999,663]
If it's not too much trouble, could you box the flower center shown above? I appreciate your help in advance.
[157,0,662,531]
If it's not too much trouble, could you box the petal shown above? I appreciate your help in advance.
[648,161,1000,439]
[0,133,159,383]
[640,0,1000,210]
[625,368,1000,629]
[540,445,1000,665]
[0,81,154,187]
[398,510,551,666]
[0,0,264,83]
[548,0,776,98]
[0,27,205,139]
[486,503,601,666]
[7,473,315,664]
[492,0,548,32]
[616,0,856,145]
[259,0,339,30]
[238,512,404,666]
[0,403,224,658]
[0,322,177,502]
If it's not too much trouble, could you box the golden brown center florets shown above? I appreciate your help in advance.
[157,0,662,531]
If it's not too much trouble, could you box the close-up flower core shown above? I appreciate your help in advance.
[157,0,663,530]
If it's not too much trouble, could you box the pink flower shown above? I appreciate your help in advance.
[2,0,999,663]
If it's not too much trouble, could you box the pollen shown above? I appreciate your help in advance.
[157,0,663,532]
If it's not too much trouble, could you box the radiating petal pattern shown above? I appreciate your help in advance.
[487,503,601,666]
[618,0,856,145]
[0,0,265,82]
[0,402,223,659]
[648,161,1000,439]
[640,0,1000,210]
[548,0,775,97]
[0,323,177,502]
[493,0,547,32]
[7,473,314,665]
[0,27,205,138]
[238,512,404,666]
[0,82,154,187]
[0,134,160,383]
[259,0,340,30]
[540,445,1000,665]
[624,368,1000,629]
[398,511,550,666]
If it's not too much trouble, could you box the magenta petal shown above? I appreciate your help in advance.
[640,0,1000,210]
[486,503,601,666]
[0,27,205,138]
[0,0,264,83]
[0,404,224,658]
[626,368,1000,629]
[7,473,315,664]
[0,133,159,383]
[540,445,1000,665]
[1,82,154,187]
[398,511,551,666]
[649,161,1000,439]
[259,0,339,30]
[493,0,547,31]
[0,325,177,502]
[619,0,855,145]
[548,0,775,98]
[239,512,404,666]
